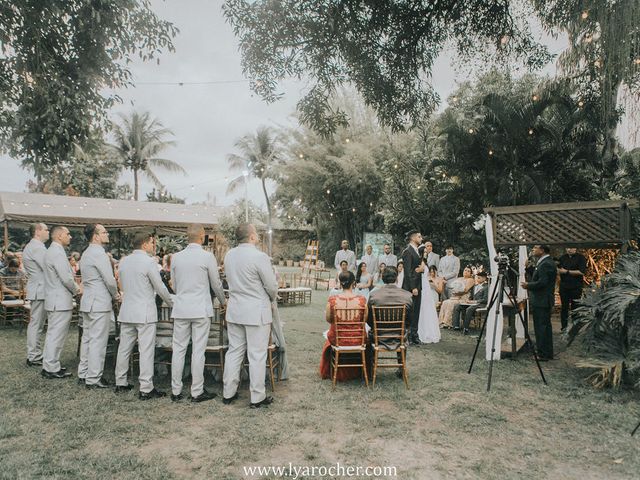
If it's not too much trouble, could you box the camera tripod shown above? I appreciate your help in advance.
[632,420,640,436]
[468,267,547,391]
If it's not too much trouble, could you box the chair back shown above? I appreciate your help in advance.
[155,304,174,348]
[371,305,407,349]
[0,275,26,301]
[332,303,367,348]
[207,302,226,347]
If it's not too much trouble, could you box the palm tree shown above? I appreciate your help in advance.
[109,111,185,200]
[226,127,280,255]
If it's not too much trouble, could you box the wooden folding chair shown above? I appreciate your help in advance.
[204,304,227,375]
[330,306,368,389]
[154,305,174,370]
[0,276,27,327]
[371,305,409,388]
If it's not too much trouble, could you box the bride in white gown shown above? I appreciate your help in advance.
[417,264,441,344]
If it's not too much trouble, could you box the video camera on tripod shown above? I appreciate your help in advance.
[494,253,510,272]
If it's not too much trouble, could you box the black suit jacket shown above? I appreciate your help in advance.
[401,245,421,292]
[527,256,557,308]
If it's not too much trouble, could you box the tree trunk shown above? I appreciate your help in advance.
[133,168,139,201]
[261,176,273,256]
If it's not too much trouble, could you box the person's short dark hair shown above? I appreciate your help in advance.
[537,244,551,254]
[133,231,154,249]
[29,223,43,238]
[477,271,488,279]
[428,265,438,274]
[381,266,398,284]
[84,224,98,242]
[339,260,348,267]
[7,258,20,269]
[235,223,254,243]
[50,225,65,238]
[338,271,355,290]
[446,245,454,250]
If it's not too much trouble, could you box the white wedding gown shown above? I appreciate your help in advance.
[417,273,441,344]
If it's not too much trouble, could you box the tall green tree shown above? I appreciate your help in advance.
[109,111,185,201]
[0,1,178,186]
[226,127,280,255]
[223,0,551,135]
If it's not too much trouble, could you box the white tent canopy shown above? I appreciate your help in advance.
[0,191,220,233]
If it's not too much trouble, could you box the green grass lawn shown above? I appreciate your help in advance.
[1,288,639,479]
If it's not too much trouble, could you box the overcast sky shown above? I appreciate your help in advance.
[0,0,573,206]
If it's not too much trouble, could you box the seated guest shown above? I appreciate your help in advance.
[330,260,350,296]
[438,266,475,328]
[452,271,489,334]
[372,263,386,288]
[0,258,26,300]
[427,265,445,306]
[319,271,368,381]
[368,267,413,374]
[355,262,373,299]
[69,252,81,274]
[395,261,405,288]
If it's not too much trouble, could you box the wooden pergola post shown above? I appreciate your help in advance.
[3,220,9,253]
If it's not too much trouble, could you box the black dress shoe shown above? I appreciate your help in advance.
[171,393,184,402]
[250,396,274,409]
[191,390,217,403]
[41,369,72,379]
[26,359,43,367]
[222,392,239,405]
[462,328,470,336]
[139,388,167,400]
[85,378,110,389]
[453,326,461,331]
[114,384,134,393]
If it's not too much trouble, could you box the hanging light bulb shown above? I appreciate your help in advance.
[488,149,494,156]
[532,94,539,101]
[299,153,304,158]
[578,100,584,107]
[345,138,350,143]
[528,129,534,135]
[326,189,330,194]
[468,128,474,134]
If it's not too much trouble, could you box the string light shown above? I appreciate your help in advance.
[394,163,398,169]
[345,138,350,143]
[468,128,474,134]
[352,208,356,212]
[635,58,640,65]
[528,129,534,135]
[326,189,330,194]
[452,96,458,103]
[299,153,304,158]
[578,100,584,107]
[532,94,539,101]
[488,149,494,156]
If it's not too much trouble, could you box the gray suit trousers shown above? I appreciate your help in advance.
[26,300,46,362]
[171,317,210,397]
[43,309,73,373]
[115,322,157,393]
[78,311,111,384]
[223,322,271,404]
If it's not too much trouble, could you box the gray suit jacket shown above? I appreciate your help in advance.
[426,252,440,269]
[118,250,173,324]
[359,253,379,274]
[334,249,356,271]
[79,244,118,313]
[23,238,46,301]
[44,242,80,311]
[224,243,278,326]
[367,284,413,328]
[378,253,398,268]
[171,243,225,319]
[438,254,460,285]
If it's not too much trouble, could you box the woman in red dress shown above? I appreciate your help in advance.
[319,271,368,381]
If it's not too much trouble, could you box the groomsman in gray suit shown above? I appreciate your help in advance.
[170,224,226,403]
[423,241,440,269]
[223,223,278,408]
[23,223,50,366]
[378,243,397,268]
[334,240,356,272]
[41,226,82,378]
[115,232,173,399]
[78,224,119,388]
[359,244,379,274]
[438,245,461,300]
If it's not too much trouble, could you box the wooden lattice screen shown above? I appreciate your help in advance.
[485,200,636,248]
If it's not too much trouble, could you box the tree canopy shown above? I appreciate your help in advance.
[0,1,178,182]
[223,0,551,135]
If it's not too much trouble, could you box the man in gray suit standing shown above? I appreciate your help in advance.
[438,245,460,300]
[23,223,50,367]
[423,241,440,269]
[41,226,82,379]
[334,240,356,272]
[223,223,278,408]
[115,232,173,399]
[78,224,120,388]
[378,243,397,268]
[170,224,226,403]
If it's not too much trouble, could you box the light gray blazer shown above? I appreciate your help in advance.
[224,243,278,326]
[438,254,460,285]
[118,250,173,324]
[378,253,398,268]
[170,243,225,319]
[79,244,118,313]
[44,242,79,311]
[359,253,379,275]
[426,252,440,269]
[23,238,46,301]
[334,249,356,271]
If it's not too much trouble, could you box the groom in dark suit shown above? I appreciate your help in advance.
[401,230,422,344]
[521,244,557,360]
